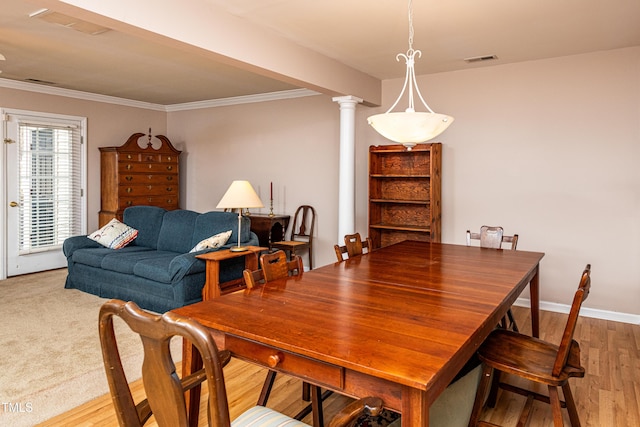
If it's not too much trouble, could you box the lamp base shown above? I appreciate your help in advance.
[230,246,249,252]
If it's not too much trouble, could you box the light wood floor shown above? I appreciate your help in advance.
[39,306,640,427]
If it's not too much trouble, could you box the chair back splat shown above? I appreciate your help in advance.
[466,225,519,331]
[334,233,374,262]
[99,299,231,427]
[468,264,592,427]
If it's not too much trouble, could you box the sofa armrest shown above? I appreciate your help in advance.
[63,235,102,258]
[168,252,207,282]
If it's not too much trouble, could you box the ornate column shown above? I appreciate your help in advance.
[332,95,363,243]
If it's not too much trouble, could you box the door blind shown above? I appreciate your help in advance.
[17,121,83,253]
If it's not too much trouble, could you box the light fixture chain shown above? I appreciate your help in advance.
[407,0,415,53]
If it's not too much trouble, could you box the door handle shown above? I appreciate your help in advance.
[10,201,19,207]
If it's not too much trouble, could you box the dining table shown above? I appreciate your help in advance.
[174,240,544,427]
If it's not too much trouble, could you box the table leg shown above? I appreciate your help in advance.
[402,387,429,426]
[530,265,540,338]
[202,260,221,300]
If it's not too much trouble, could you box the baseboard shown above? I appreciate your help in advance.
[515,297,640,325]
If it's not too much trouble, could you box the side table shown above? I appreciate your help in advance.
[196,246,268,300]
[248,214,290,248]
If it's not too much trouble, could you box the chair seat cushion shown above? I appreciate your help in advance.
[232,405,308,427]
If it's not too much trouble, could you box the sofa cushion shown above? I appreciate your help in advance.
[88,218,138,249]
[123,206,167,249]
[156,210,200,253]
[100,250,173,275]
[72,246,150,268]
[133,253,184,284]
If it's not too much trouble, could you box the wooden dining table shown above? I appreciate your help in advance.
[174,240,544,426]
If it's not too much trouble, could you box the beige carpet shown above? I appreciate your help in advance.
[0,268,180,427]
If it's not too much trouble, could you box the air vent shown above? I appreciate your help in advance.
[464,55,498,63]
[29,9,110,35]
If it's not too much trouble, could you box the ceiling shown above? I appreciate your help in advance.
[1,0,639,106]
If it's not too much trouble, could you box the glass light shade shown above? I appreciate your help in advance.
[216,180,264,209]
[367,111,454,144]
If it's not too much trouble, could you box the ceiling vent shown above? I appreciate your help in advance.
[464,55,498,63]
[29,9,111,35]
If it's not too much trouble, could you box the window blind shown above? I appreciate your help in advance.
[17,120,83,254]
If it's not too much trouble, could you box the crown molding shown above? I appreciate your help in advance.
[0,78,167,111]
[165,89,320,112]
[0,78,320,112]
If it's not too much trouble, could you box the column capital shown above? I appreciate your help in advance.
[332,95,364,106]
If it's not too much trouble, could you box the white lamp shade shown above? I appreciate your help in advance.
[367,111,454,143]
[216,180,264,209]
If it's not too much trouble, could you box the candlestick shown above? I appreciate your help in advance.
[270,182,273,201]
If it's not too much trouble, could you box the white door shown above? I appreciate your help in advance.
[3,110,86,276]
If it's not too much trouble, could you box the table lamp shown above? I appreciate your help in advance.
[216,180,264,252]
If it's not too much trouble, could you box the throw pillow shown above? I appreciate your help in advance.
[189,230,232,253]
[88,218,138,249]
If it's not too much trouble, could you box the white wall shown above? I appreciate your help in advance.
[360,46,640,317]
[170,46,639,318]
[167,95,341,269]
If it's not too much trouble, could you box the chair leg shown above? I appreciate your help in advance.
[507,308,519,332]
[468,364,493,427]
[548,385,565,427]
[310,385,324,427]
[487,368,501,407]
[302,381,311,401]
[257,370,278,406]
[562,383,581,426]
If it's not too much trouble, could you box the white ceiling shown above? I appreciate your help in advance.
[1,0,639,106]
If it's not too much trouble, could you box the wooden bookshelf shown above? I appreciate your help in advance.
[368,143,441,248]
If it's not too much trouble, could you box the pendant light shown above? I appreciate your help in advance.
[367,0,453,150]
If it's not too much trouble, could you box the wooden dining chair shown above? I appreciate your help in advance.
[243,250,329,424]
[271,205,316,269]
[466,225,520,331]
[468,264,591,427]
[243,250,304,289]
[334,233,374,262]
[99,299,383,427]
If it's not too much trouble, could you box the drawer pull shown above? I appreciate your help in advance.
[148,185,153,190]
[126,164,132,170]
[146,156,154,161]
[148,164,153,169]
[125,176,133,181]
[167,199,174,204]
[267,354,282,368]
[126,187,132,193]
[126,201,132,206]
[166,165,173,171]
[166,187,173,192]
[126,154,132,159]
[167,156,172,161]
[167,176,173,181]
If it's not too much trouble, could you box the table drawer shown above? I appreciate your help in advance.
[226,335,343,390]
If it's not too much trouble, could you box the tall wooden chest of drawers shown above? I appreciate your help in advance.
[99,132,181,227]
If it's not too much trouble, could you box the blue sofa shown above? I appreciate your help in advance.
[63,206,259,312]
